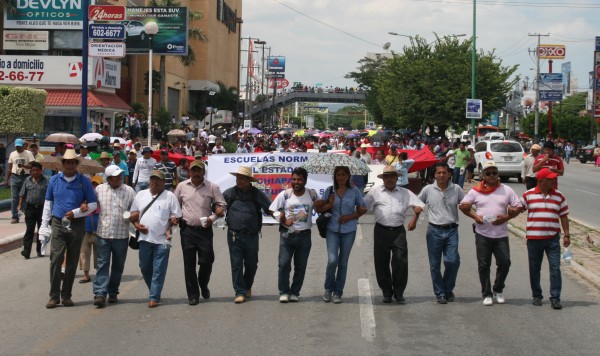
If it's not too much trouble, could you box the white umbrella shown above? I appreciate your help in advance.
[109,137,127,144]
[80,132,103,141]
[301,153,371,175]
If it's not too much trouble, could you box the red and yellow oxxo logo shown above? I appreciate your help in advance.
[537,45,566,59]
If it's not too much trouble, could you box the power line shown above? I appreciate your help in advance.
[410,0,600,9]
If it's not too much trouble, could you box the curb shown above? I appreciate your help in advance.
[0,232,25,254]
[508,224,600,291]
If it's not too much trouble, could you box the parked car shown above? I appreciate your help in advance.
[576,145,596,163]
[121,20,146,40]
[474,140,524,182]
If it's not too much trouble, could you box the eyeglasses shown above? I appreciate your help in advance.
[484,171,499,176]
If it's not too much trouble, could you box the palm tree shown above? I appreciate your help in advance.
[0,0,17,14]
[149,0,208,108]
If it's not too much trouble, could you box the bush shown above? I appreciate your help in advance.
[0,86,47,134]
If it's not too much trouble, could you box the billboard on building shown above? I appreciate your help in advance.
[124,7,188,55]
[561,62,571,95]
[3,2,83,30]
[268,56,286,73]
[2,30,49,50]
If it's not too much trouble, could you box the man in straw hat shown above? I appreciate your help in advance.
[38,149,98,308]
[363,165,424,304]
[460,161,522,306]
[175,160,226,305]
[222,166,273,303]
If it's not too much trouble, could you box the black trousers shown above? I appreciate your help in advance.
[374,224,408,299]
[23,205,43,257]
[180,222,214,300]
[525,177,537,190]
[475,233,511,297]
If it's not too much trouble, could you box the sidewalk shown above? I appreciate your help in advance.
[0,209,29,254]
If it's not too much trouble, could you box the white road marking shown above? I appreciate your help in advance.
[358,278,376,342]
[356,225,363,246]
[575,189,600,197]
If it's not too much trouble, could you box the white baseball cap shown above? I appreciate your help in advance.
[105,165,124,177]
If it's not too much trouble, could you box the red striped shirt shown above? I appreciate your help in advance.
[520,187,568,240]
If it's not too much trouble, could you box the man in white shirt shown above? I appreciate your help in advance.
[5,138,35,223]
[360,144,372,164]
[130,170,182,308]
[363,166,424,304]
[522,144,541,190]
[132,147,157,192]
[269,167,317,303]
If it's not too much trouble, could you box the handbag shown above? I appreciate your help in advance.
[129,190,164,250]
[316,186,333,238]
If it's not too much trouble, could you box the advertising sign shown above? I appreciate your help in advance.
[88,5,126,21]
[268,56,286,73]
[539,73,563,100]
[268,78,289,89]
[3,3,83,30]
[90,58,121,89]
[537,44,566,59]
[2,30,49,50]
[89,42,126,57]
[0,55,83,85]
[465,99,482,119]
[88,24,126,40]
[124,7,188,55]
[596,36,600,52]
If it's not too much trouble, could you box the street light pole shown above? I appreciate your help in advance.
[254,40,267,97]
[471,0,477,139]
[145,22,159,147]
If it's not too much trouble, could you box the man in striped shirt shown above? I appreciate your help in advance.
[520,168,570,310]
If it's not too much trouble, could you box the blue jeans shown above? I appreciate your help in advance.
[227,230,259,296]
[278,230,312,296]
[10,175,27,220]
[452,167,466,188]
[93,238,129,298]
[324,230,356,296]
[138,240,170,302]
[426,224,460,298]
[527,234,562,301]
[135,181,149,193]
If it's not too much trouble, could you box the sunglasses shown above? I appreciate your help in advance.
[484,170,499,176]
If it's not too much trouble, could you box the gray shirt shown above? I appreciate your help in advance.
[19,175,48,207]
[417,181,464,225]
[223,186,272,234]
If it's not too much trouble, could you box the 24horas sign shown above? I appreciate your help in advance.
[3,0,83,30]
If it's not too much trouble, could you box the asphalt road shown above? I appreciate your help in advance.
[2,212,600,355]
[499,160,600,229]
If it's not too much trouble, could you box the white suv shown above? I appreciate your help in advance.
[474,140,524,182]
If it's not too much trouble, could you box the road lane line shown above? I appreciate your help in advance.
[356,225,363,246]
[575,189,600,197]
[358,278,376,342]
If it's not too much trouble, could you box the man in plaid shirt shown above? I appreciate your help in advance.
[92,165,136,308]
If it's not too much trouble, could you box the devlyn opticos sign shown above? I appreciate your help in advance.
[3,0,84,30]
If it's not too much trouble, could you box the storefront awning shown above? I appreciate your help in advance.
[45,89,130,112]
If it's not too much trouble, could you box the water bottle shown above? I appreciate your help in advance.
[562,248,572,266]
[61,217,72,231]
[213,217,226,229]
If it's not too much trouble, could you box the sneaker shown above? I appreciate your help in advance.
[46,299,59,309]
[550,299,562,310]
[493,292,505,304]
[62,298,74,307]
[436,296,448,304]
[532,297,543,306]
[94,296,106,308]
[279,294,289,303]
[234,295,245,304]
[332,295,342,304]
[107,295,118,304]
[483,297,493,306]
[447,292,455,302]
[323,290,332,302]
[289,295,299,302]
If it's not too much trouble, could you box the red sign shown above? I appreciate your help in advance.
[268,78,289,89]
[89,5,126,21]
[537,44,566,59]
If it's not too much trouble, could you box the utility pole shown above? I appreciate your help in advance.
[528,33,549,143]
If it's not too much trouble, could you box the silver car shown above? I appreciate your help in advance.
[474,140,524,182]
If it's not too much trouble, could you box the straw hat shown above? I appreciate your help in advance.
[61,149,81,162]
[230,166,257,181]
[97,152,112,161]
[377,165,399,179]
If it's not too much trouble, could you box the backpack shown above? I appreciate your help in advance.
[225,186,263,229]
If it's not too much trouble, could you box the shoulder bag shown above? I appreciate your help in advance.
[316,186,333,238]
[129,190,164,250]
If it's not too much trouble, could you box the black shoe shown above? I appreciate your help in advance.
[107,295,118,304]
[395,296,406,305]
[550,299,562,310]
[447,292,455,302]
[382,296,393,303]
[437,296,448,304]
[94,296,106,308]
[20,250,30,259]
[201,288,211,300]
[532,297,543,306]
[189,299,199,306]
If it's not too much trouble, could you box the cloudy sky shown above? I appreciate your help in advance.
[241,0,598,93]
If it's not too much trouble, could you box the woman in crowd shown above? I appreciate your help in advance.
[177,158,190,182]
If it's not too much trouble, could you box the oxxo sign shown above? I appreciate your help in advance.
[537,44,566,59]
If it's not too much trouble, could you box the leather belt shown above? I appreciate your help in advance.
[375,223,403,230]
[182,221,208,230]
[429,222,458,229]
[287,229,310,236]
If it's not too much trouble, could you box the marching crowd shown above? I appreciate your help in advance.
[5,130,571,311]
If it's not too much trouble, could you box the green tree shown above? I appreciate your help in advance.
[212,81,239,112]
[149,0,208,109]
[346,56,388,124]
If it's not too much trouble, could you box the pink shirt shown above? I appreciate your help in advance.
[461,185,521,238]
